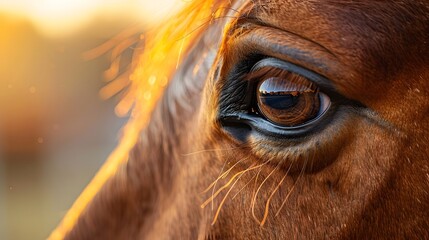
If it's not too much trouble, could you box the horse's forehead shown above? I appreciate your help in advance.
[248,0,427,34]
[243,0,428,73]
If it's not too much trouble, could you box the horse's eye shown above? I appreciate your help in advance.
[219,58,337,139]
[243,60,331,128]
[256,74,330,127]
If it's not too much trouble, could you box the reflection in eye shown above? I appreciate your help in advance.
[249,67,330,127]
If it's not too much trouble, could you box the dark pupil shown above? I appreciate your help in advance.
[259,92,300,110]
[257,76,320,127]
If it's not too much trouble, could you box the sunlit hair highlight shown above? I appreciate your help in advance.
[48,0,235,239]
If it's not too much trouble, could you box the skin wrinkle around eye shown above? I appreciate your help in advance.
[219,17,342,99]
[215,19,404,173]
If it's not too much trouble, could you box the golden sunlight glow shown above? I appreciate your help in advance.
[0,0,185,37]
[48,0,240,238]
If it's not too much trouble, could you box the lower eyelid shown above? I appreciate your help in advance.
[243,106,358,172]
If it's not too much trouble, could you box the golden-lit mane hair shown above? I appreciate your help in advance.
[48,0,236,239]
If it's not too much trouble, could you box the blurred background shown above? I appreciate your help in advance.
[0,1,183,239]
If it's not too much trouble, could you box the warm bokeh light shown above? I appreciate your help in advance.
[0,0,186,37]
[1,0,230,238]
[49,0,235,238]
[0,0,189,239]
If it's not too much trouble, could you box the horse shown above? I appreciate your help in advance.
[50,0,429,239]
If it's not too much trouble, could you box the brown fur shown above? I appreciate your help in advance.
[61,0,429,239]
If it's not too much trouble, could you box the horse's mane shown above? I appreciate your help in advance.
[49,1,236,239]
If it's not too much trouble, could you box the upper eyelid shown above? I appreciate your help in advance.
[249,58,336,93]
[224,25,344,81]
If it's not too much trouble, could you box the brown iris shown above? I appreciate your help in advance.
[248,67,327,127]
